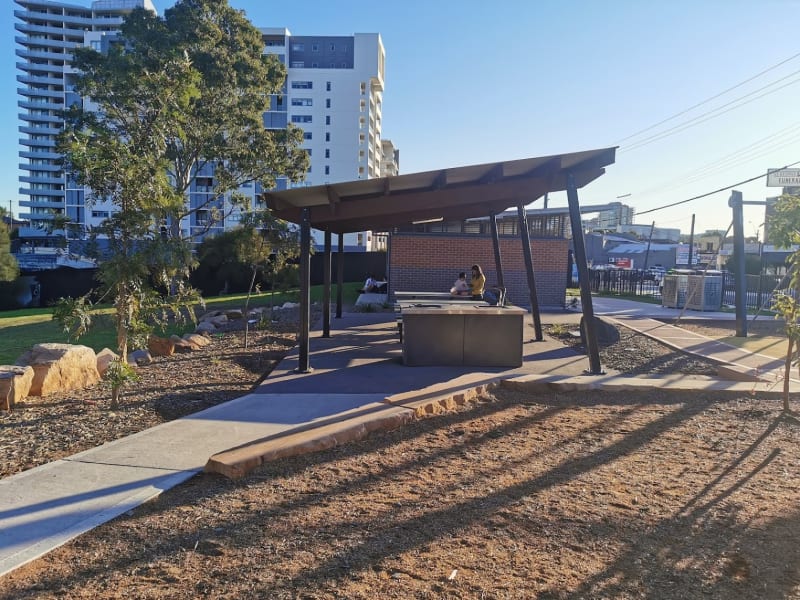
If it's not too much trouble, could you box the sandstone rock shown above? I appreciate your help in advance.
[148,335,175,357]
[195,321,217,334]
[169,335,196,353]
[207,314,228,327]
[0,365,34,409]
[96,348,119,376]
[580,315,621,347]
[183,333,211,347]
[18,344,100,397]
[281,302,299,309]
[225,309,244,320]
[128,349,152,366]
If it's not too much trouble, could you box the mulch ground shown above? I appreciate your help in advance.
[1,317,799,599]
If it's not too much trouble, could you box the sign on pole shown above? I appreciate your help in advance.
[767,168,800,187]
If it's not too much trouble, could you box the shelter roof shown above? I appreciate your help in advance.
[262,147,616,233]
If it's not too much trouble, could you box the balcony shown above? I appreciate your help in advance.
[17,87,63,99]
[19,150,61,160]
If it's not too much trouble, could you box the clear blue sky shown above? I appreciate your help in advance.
[5,0,800,238]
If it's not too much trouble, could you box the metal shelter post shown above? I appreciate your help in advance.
[489,213,505,290]
[729,190,747,337]
[567,173,603,374]
[322,230,331,338]
[297,207,312,373]
[336,234,344,319]
[516,204,543,341]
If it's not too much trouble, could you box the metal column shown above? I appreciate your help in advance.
[297,207,312,373]
[729,190,747,337]
[336,234,344,319]
[567,173,602,374]
[489,213,505,290]
[322,230,331,338]
[517,204,543,341]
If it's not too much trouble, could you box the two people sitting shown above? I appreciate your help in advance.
[361,274,387,294]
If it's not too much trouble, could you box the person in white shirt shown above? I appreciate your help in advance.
[450,272,470,296]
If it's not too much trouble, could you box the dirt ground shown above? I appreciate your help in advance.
[1,318,799,598]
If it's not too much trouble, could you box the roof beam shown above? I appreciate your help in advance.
[479,163,504,185]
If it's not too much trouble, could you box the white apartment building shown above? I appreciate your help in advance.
[15,2,393,251]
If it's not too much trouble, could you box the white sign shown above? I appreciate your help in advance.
[767,168,800,187]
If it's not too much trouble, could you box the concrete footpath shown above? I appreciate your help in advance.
[0,300,793,577]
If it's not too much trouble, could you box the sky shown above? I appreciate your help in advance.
[4,0,800,239]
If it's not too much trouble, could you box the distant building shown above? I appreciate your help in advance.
[616,223,681,242]
[15,2,394,251]
[584,202,634,230]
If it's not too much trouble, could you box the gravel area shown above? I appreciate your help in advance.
[2,313,798,599]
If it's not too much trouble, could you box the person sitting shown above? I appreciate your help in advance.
[360,274,378,293]
[450,272,470,296]
[470,264,486,300]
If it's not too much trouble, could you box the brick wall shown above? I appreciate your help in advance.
[389,233,568,308]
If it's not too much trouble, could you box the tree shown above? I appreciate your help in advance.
[196,210,301,347]
[0,208,19,283]
[80,0,309,240]
[764,193,800,411]
[55,0,308,367]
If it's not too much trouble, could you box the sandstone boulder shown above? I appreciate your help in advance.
[96,348,119,376]
[169,335,196,353]
[225,309,243,320]
[183,333,211,348]
[148,335,175,357]
[0,365,34,410]
[195,321,217,334]
[128,349,152,366]
[19,344,100,397]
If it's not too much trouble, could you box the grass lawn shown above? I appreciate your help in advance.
[0,282,363,365]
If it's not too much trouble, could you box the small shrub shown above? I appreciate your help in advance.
[104,359,141,410]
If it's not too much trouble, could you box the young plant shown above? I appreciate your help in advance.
[103,358,141,410]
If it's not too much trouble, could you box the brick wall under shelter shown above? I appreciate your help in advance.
[388,233,568,308]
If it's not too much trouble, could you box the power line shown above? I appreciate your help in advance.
[622,70,800,152]
[616,50,800,145]
[636,160,800,216]
[633,121,800,197]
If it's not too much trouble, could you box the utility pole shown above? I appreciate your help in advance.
[729,191,747,337]
[687,214,695,268]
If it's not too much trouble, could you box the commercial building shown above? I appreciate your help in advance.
[15,1,392,250]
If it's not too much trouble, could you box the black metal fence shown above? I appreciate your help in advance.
[573,268,788,311]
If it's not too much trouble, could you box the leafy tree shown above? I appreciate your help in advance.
[0,208,19,282]
[55,0,308,366]
[196,210,301,347]
[78,0,309,240]
[764,193,800,410]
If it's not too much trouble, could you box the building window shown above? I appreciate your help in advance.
[326,98,331,108]
[326,81,331,91]
[312,43,319,52]
[329,43,336,51]
[291,115,312,123]
[325,132,331,142]
[303,132,312,140]
[325,149,330,158]
[290,61,304,68]
[325,166,330,175]
[291,98,313,106]
[291,81,312,89]
[326,115,331,125]
[291,43,304,51]
[360,82,366,94]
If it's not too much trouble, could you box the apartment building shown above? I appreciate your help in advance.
[15,2,393,250]
[14,0,157,240]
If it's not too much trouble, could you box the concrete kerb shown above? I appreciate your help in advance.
[204,370,789,481]
[604,315,769,383]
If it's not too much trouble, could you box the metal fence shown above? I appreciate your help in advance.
[572,269,788,311]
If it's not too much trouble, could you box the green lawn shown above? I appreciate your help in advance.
[0,282,363,365]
